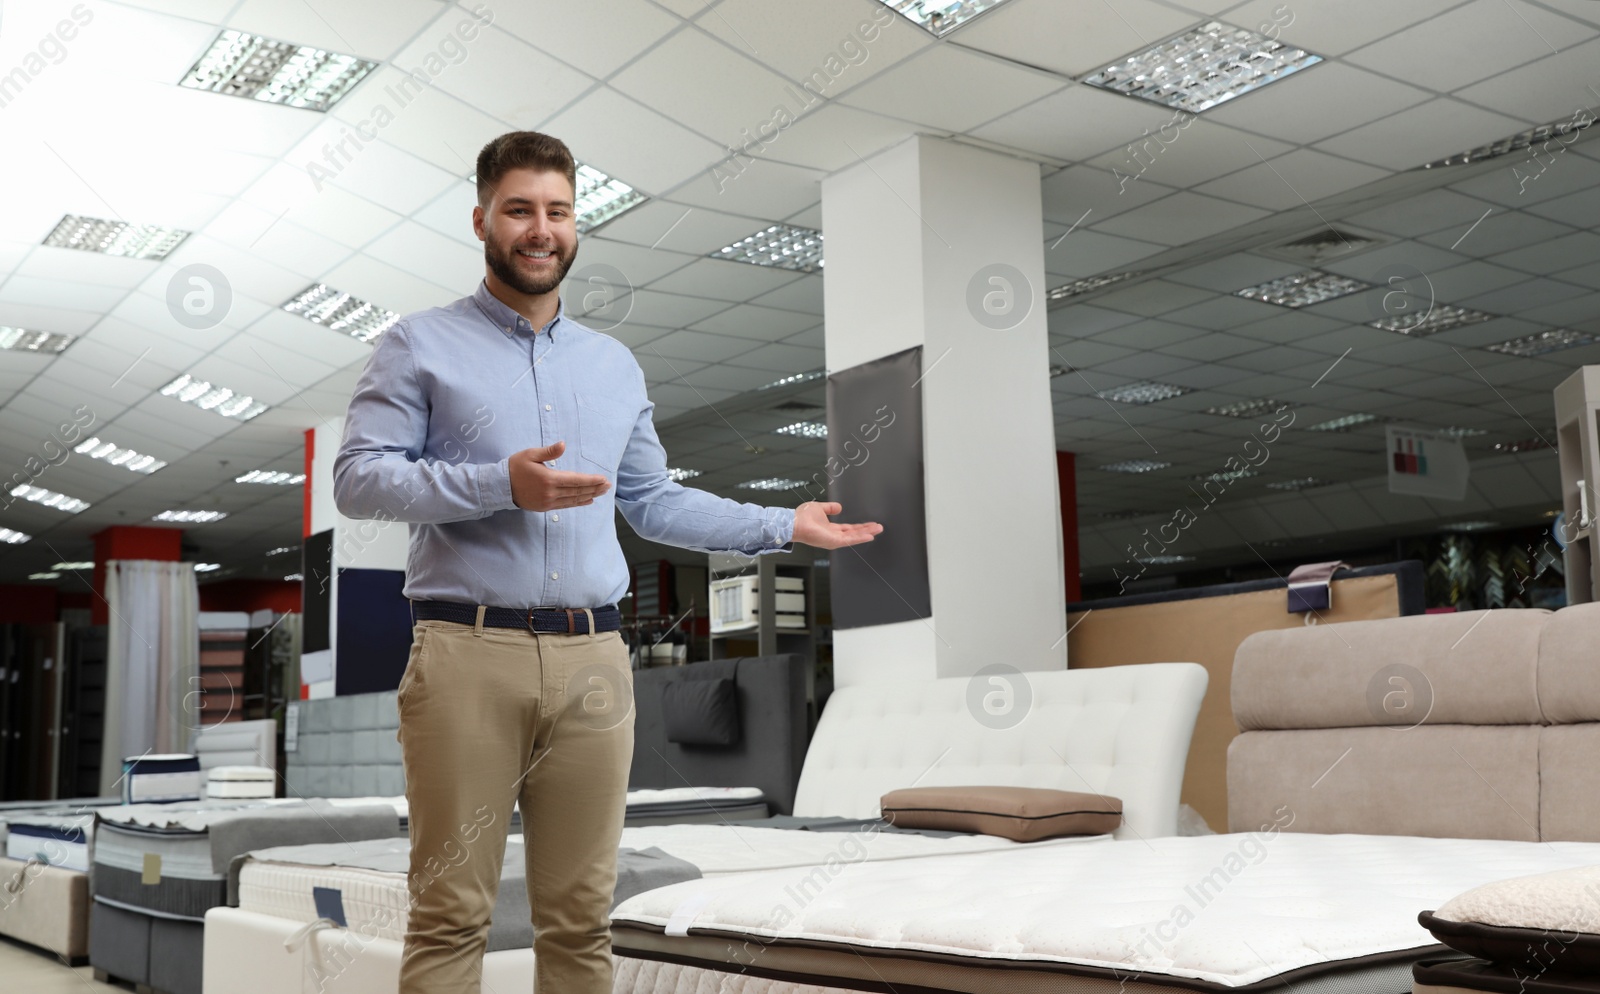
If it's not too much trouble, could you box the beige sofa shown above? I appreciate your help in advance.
[1228,604,1600,842]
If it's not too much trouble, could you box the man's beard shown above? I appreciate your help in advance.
[486,238,578,296]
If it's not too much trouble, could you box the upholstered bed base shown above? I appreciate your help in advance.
[1229,604,1600,841]
[0,860,89,963]
[203,907,533,994]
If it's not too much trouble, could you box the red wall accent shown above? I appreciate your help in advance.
[90,526,184,624]
[199,580,302,615]
[1056,450,1081,603]
[0,585,58,625]
[304,427,315,539]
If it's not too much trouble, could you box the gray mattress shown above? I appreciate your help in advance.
[233,836,701,954]
[91,800,398,921]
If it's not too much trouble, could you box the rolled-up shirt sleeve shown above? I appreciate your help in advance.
[613,365,795,555]
[333,324,518,524]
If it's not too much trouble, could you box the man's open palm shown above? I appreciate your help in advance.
[793,501,883,550]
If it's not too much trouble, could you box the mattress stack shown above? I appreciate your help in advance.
[89,798,401,994]
[206,766,275,799]
[4,811,95,871]
[120,754,203,805]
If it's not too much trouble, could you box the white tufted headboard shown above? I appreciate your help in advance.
[792,663,1207,839]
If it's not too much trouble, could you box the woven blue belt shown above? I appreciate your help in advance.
[412,600,621,634]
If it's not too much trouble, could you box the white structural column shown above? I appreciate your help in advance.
[822,135,1066,686]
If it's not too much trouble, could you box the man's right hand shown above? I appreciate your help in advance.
[509,442,611,511]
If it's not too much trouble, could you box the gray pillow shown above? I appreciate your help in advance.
[661,678,741,747]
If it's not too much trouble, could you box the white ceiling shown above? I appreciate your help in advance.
[0,0,1595,586]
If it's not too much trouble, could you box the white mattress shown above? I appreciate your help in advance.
[626,786,763,809]
[236,824,1095,943]
[3,812,95,871]
[611,832,1600,989]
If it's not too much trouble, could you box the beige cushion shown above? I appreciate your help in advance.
[1228,725,1541,840]
[1232,609,1547,731]
[880,786,1121,842]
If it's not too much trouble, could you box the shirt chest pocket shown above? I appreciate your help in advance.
[577,400,633,473]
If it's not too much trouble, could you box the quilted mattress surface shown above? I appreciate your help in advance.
[611,833,1600,988]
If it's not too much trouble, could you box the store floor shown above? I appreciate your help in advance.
[0,936,121,992]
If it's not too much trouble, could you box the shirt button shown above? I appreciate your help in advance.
[544,404,552,411]
[550,572,559,580]
[551,514,559,522]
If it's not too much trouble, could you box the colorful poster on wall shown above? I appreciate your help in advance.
[1386,425,1469,500]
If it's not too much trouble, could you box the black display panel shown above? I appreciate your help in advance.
[825,346,931,629]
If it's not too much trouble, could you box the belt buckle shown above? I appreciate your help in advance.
[526,606,578,634]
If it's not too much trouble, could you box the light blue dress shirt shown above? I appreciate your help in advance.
[333,280,795,609]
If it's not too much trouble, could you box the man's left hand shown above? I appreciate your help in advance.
[793,501,883,550]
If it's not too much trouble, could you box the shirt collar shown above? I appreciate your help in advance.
[472,279,566,338]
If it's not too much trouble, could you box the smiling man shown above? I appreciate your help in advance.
[333,130,881,994]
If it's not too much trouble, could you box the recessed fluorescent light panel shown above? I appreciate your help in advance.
[1083,21,1323,113]
[1136,554,1194,564]
[10,485,90,513]
[76,437,166,474]
[711,224,823,273]
[1266,477,1333,491]
[1438,426,1488,438]
[759,369,825,391]
[267,546,298,556]
[574,162,646,233]
[1205,399,1289,418]
[1369,304,1494,336]
[737,478,807,491]
[1236,270,1370,308]
[1440,521,1499,532]
[52,561,93,570]
[0,527,33,544]
[774,421,827,439]
[179,29,377,111]
[1484,329,1596,357]
[282,284,400,343]
[235,470,306,485]
[153,509,228,523]
[29,572,60,580]
[873,0,1015,36]
[42,214,190,260]
[1306,413,1383,432]
[1097,459,1170,474]
[195,563,222,572]
[1048,271,1142,301]
[666,468,701,482]
[1424,115,1595,169]
[0,326,76,353]
[284,573,305,581]
[1098,381,1191,404]
[159,373,269,421]
[1187,469,1258,481]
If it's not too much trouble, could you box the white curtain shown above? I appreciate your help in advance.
[100,560,200,795]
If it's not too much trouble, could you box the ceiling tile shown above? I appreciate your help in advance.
[838,45,1064,134]
[542,87,726,195]
[1313,98,1527,172]
[971,85,1177,165]
[1092,191,1272,245]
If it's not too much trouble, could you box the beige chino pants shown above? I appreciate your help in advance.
[395,615,635,994]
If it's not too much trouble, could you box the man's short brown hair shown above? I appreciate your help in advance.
[475,131,577,208]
